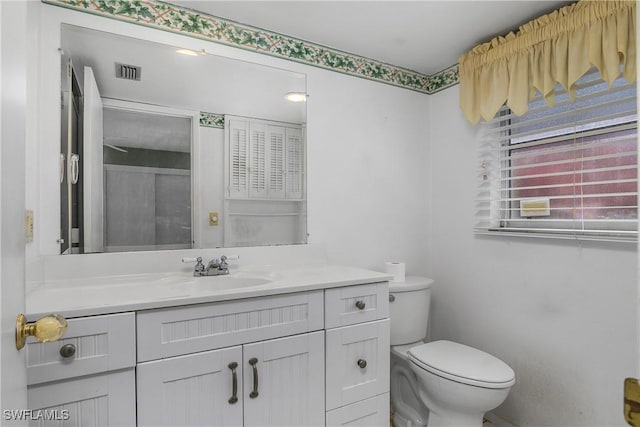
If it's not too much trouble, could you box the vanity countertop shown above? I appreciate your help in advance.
[26,264,392,318]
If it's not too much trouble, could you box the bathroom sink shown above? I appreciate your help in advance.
[182,274,274,291]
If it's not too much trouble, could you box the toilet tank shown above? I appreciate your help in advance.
[389,276,434,346]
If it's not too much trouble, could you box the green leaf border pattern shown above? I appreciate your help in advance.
[43,0,460,94]
[199,112,225,129]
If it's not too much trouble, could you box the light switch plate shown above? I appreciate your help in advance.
[25,209,34,242]
[209,211,219,226]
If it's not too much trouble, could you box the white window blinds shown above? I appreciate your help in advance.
[476,69,638,241]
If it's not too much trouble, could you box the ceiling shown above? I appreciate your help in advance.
[171,1,573,75]
[62,24,306,137]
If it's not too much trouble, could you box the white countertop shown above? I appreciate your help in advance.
[26,264,392,319]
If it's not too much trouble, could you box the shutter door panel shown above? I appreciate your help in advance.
[249,123,267,198]
[268,126,286,199]
[286,127,304,199]
[228,119,249,198]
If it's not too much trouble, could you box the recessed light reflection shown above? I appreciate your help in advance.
[176,49,204,57]
[284,92,308,102]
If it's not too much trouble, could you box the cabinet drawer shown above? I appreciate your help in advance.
[325,393,389,427]
[325,282,388,329]
[325,319,390,410]
[137,290,324,362]
[26,312,135,385]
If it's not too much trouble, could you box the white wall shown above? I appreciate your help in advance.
[27,4,431,276]
[428,85,638,426]
[196,126,225,249]
[306,68,431,273]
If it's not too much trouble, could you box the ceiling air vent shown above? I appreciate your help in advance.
[115,63,141,81]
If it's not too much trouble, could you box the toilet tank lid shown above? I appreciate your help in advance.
[389,276,434,292]
[408,340,515,388]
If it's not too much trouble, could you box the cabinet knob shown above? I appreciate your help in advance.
[357,359,367,369]
[355,300,366,310]
[59,343,76,358]
[389,294,396,302]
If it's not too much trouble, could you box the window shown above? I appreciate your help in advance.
[476,69,638,241]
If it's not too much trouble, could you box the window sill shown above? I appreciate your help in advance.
[475,228,637,244]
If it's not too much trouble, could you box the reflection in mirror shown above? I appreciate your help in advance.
[58,25,307,254]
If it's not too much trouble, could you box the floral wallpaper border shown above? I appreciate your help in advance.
[200,112,225,129]
[43,0,460,94]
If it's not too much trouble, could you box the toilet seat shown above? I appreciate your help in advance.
[407,340,515,389]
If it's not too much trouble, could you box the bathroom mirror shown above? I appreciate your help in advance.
[57,24,307,254]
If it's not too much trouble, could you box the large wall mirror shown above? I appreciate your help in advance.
[58,24,307,254]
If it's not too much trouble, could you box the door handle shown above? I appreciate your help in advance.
[625,378,640,426]
[228,362,238,404]
[16,313,68,350]
[69,154,80,185]
[249,357,259,398]
[59,153,66,183]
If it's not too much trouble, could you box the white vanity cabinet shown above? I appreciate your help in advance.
[136,291,325,427]
[25,279,390,427]
[25,312,136,426]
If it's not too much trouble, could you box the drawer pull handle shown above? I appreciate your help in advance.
[59,343,76,358]
[355,300,366,310]
[357,359,367,369]
[228,362,238,404]
[389,294,396,302]
[249,358,259,399]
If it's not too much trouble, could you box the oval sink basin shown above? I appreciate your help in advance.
[182,274,274,291]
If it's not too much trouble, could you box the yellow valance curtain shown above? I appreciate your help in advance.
[459,0,636,125]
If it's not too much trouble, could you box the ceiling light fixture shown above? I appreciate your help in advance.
[284,92,308,102]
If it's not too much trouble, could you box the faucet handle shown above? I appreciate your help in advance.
[219,255,228,270]
[182,257,205,273]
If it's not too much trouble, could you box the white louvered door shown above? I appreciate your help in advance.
[267,125,286,199]
[243,331,325,427]
[285,127,304,199]
[249,122,267,198]
[226,116,303,201]
[228,119,249,198]
[137,346,243,427]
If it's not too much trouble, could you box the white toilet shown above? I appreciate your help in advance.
[389,277,515,427]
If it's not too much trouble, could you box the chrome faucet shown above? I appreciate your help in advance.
[183,256,230,277]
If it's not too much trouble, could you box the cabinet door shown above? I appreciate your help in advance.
[285,127,304,199]
[227,119,249,198]
[243,331,324,427]
[249,122,267,198]
[27,369,135,427]
[267,125,286,199]
[137,346,243,427]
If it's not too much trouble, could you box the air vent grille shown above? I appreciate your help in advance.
[115,63,141,81]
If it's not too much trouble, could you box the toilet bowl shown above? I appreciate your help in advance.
[389,277,515,427]
[408,340,515,427]
[391,343,430,427]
